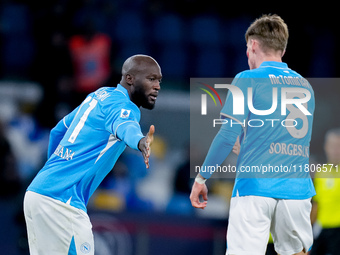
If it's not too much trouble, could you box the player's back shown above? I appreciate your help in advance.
[221,61,316,199]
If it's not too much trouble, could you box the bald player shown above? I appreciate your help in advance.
[24,54,162,255]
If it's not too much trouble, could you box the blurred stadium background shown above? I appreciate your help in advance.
[0,1,339,254]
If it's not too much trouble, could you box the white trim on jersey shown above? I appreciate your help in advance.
[63,118,69,129]
[114,120,141,139]
[95,134,118,163]
[116,89,129,98]
[220,112,248,138]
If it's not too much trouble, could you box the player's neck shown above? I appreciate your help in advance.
[255,54,282,69]
[119,81,132,97]
[119,81,143,108]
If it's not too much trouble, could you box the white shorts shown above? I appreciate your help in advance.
[226,196,313,255]
[24,191,94,255]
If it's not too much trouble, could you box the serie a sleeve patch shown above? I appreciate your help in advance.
[120,109,131,119]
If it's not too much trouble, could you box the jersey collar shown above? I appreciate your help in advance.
[259,61,289,69]
[116,84,130,99]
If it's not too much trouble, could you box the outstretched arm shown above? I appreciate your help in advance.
[116,122,155,169]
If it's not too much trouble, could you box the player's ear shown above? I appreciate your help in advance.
[281,48,286,57]
[125,73,134,86]
[251,39,258,53]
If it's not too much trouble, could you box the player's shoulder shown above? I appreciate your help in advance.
[94,86,140,114]
[234,69,253,78]
[92,87,115,101]
[281,68,313,92]
[234,68,268,81]
[232,69,263,88]
[282,67,304,78]
[234,63,310,84]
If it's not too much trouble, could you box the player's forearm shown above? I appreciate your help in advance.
[117,122,144,151]
[200,123,240,179]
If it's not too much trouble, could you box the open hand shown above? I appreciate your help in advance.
[138,125,155,169]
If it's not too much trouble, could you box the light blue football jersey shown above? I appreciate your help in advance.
[28,84,144,212]
[221,61,316,199]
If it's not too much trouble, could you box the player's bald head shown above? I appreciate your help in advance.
[119,54,162,109]
[122,54,160,76]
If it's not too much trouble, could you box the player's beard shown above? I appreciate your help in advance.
[142,96,155,110]
[131,88,155,110]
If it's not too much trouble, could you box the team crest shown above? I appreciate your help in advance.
[120,109,131,118]
[80,242,91,253]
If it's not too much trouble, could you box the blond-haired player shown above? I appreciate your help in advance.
[190,14,315,255]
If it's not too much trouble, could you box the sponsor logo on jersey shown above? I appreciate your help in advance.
[120,109,131,118]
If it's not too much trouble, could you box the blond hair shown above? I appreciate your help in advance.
[245,14,289,54]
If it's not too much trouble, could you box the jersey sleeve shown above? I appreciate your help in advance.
[47,106,80,158]
[104,102,144,151]
[199,117,242,179]
[220,72,252,124]
[116,122,144,151]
